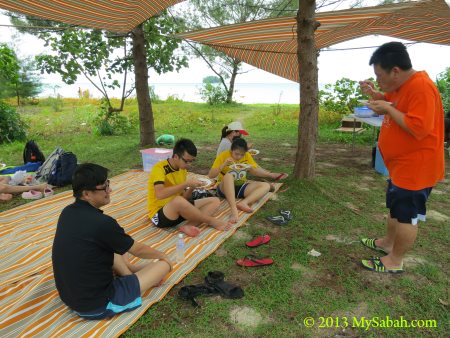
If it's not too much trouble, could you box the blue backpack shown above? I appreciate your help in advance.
[47,152,78,187]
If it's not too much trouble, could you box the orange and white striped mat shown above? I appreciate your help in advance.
[0,170,280,337]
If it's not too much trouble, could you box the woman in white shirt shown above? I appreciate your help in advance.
[216,121,249,156]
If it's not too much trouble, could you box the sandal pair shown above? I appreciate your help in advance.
[179,271,244,307]
[266,209,292,225]
[22,188,54,200]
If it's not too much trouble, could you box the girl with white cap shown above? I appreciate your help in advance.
[216,121,249,156]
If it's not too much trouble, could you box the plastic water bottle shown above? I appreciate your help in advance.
[176,234,185,263]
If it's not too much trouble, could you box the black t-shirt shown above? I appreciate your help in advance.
[52,199,134,312]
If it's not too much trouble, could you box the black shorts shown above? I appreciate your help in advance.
[386,180,432,225]
[151,207,185,228]
[216,182,248,199]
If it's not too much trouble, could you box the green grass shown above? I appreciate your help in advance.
[1,99,448,337]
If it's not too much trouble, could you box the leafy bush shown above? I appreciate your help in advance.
[0,101,27,143]
[436,67,450,113]
[165,94,183,103]
[93,99,132,136]
[319,77,367,114]
[200,82,227,105]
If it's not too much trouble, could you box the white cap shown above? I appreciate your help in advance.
[227,121,249,135]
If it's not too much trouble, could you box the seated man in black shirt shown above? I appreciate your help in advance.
[52,163,172,320]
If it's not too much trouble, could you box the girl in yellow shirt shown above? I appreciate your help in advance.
[209,138,286,223]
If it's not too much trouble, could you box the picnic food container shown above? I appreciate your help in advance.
[354,106,375,118]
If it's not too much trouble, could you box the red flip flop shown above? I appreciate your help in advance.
[246,234,271,248]
[274,173,288,181]
[236,255,274,267]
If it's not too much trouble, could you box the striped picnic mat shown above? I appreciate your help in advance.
[0,170,280,337]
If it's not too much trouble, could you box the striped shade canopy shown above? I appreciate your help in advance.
[0,0,184,33]
[178,0,450,82]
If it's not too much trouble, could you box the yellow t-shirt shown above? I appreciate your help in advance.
[147,159,186,218]
[211,150,257,185]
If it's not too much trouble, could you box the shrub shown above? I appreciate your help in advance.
[93,99,132,136]
[0,101,27,143]
[199,83,227,105]
[319,77,367,115]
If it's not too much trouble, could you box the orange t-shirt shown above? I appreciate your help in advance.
[378,71,445,190]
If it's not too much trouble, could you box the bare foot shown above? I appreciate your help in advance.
[179,225,201,237]
[379,255,403,269]
[229,209,239,223]
[375,239,392,254]
[237,202,253,213]
[210,218,233,231]
[0,193,13,201]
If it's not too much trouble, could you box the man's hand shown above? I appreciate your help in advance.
[185,178,202,189]
[359,80,384,100]
[368,100,392,115]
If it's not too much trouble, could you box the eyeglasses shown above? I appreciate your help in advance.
[93,179,110,191]
[180,156,195,164]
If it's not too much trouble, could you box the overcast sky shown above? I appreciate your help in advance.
[1,5,449,99]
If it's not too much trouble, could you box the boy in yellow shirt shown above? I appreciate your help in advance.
[148,139,232,237]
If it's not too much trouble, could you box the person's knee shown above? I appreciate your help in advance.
[209,197,220,208]
[172,195,189,208]
[161,260,171,274]
[259,182,271,192]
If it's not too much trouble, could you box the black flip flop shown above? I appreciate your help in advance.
[279,209,292,221]
[266,215,288,225]
[205,271,244,299]
[178,284,218,307]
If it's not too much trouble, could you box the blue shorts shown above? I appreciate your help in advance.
[386,180,432,225]
[75,274,142,320]
[216,182,248,199]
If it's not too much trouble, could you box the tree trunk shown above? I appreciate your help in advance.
[294,0,320,179]
[132,24,155,147]
[226,61,239,103]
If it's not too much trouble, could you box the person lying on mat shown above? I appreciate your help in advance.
[0,176,49,201]
[52,163,172,320]
[208,138,288,223]
[148,138,233,237]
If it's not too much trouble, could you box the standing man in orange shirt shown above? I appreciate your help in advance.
[359,42,445,273]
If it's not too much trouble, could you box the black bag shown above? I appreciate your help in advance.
[23,140,45,164]
[47,152,78,187]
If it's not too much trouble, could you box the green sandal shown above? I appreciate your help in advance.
[361,238,388,254]
[361,257,404,274]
